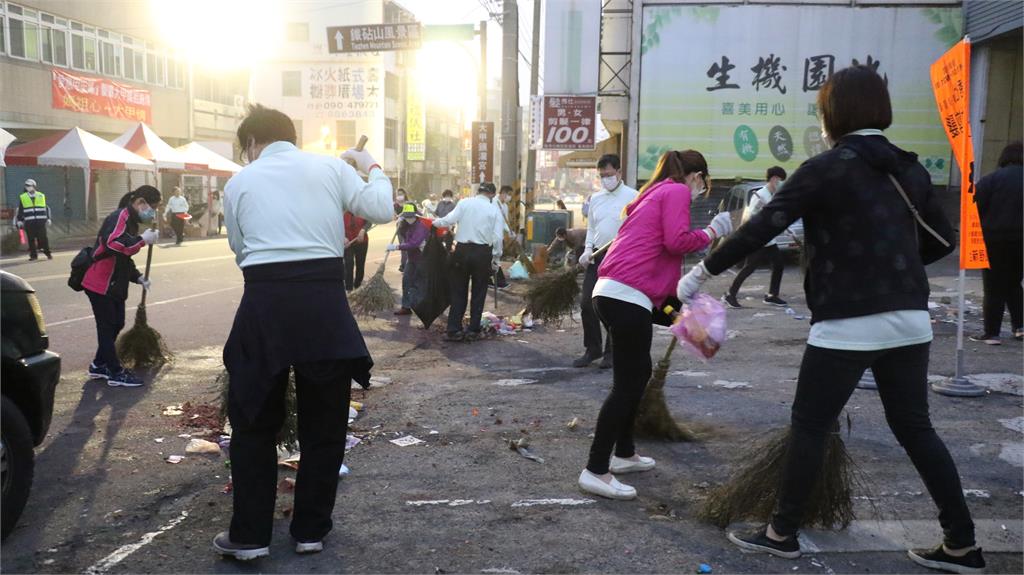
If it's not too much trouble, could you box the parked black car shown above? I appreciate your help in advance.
[1,270,60,540]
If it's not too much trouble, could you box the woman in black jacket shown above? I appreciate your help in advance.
[677,66,983,574]
[82,185,161,388]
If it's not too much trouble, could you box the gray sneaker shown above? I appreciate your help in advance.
[212,532,269,561]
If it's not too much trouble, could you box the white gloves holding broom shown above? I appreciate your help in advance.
[141,228,159,245]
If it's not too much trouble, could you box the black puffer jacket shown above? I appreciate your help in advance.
[975,164,1023,243]
[704,135,955,323]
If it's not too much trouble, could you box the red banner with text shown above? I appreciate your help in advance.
[51,69,152,124]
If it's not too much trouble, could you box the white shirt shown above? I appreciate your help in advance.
[432,194,504,258]
[224,141,393,268]
[593,277,652,312]
[165,195,189,215]
[498,199,511,233]
[808,310,933,351]
[585,183,638,251]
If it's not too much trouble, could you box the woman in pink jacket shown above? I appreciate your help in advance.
[578,150,733,500]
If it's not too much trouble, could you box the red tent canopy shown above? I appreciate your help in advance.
[112,123,207,171]
[4,127,154,171]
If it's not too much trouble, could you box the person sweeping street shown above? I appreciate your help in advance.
[574,154,638,369]
[82,185,161,387]
[676,66,983,574]
[432,182,504,342]
[13,178,52,260]
[389,203,431,315]
[214,104,393,561]
[577,150,732,501]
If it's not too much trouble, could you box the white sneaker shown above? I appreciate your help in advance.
[578,469,637,500]
[295,540,324,554]
[610,455,656,474]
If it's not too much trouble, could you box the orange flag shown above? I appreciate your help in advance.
[930,38,988,269]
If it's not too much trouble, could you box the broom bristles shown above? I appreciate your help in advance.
[524,267,579,325]
[697,427,857,529]
[349,266,396,316]
[633,339,698,441]
[115,304,172,369]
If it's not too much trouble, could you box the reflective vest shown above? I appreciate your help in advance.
[18,192,49,222]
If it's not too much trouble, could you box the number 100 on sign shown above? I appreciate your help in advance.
[542,95,597,150]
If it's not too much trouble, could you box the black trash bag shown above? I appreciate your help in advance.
[413,234,451,328]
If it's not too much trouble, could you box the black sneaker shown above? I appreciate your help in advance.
[722,293,743,309]
[108,369,144,388]
[764,295,788,306]
[968,333,1001,346]
[88,363,112,380]
[573,351,601,368]
[212,531,270,561]
[907,544,985,574]
[45,253,53,260]
[444,331,465,342]
[599,355,613,370]
[727,526,801,559]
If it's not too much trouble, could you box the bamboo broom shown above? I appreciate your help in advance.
[116,239,172,369]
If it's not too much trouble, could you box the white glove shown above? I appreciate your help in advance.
[676,261,711,302]
[385,243,398,251]
[141,228,159,245]
[138,278,152,291]
[340,148,378,174]
[15,221,23,229]
[704,212,733,241]
[46,219,52,227]
[578,247,593,268]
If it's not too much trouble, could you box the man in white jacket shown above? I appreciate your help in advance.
[214,104,393,561]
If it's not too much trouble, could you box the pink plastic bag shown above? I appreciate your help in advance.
[670,293,727,361]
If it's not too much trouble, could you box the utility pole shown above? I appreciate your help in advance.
[500,0,520,206]
[478,20,487,122]
[523,0,541,228]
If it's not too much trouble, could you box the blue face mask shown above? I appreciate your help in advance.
[138,207,156,222]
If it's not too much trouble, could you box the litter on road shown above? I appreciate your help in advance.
[165,455,184,464]
[184,438,221,454]
[712,380,751,389]
[390,435,425,447]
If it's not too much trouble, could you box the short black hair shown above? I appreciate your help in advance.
[237,104,296,147]
[499,185,513,194]
[597,154,621,170]
[479,182,497,195]
[998,141,1022,168]
[817,65,892,139]
[554,227,567,237]
[442,189,453,197]
[397,187,407,194]
[766,166,787,181]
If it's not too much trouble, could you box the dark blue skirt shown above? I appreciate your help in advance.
[224,257,372,422]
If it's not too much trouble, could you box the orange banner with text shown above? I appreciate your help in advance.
[930,38,987,269]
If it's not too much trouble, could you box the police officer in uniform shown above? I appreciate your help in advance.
[14,179,52,260]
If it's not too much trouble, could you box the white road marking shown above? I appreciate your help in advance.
[17,255,236,283]
[84,510,189,574]
[510,498,595,508]
[46,285,242,327]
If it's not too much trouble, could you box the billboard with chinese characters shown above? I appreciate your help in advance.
[542,96,597,150]
[304,64,382,121]
[51,69,152,123]
[637,5,962,183]
[326,23,422,53]
[471,121,494,183]
[407,76,426,161]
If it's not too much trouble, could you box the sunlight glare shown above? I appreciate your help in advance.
[150,0,284,70]
[413,41,479,122]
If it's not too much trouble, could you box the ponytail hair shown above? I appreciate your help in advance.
[624,150,709,217]
[118,185,162,209]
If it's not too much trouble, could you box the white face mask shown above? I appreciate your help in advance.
[600,175,619,191]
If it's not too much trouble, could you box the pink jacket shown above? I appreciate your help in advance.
[597,180,712,306]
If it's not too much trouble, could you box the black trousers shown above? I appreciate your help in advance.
[729,244,785,297]
[772,343,975,548]
[580,253,611,357]
[86,290,126,371]
[24,220,50,258]
[170,215,185,244]
[228,359,352,546]
[586,296,653,474]
[981,238,1023,336]
[447,243,491,334]
[344,241,369,291]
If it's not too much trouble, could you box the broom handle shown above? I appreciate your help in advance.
[648,336,677,391]
[380,228,400,269]
[139,240,154,307]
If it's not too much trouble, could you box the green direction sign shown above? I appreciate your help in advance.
[424,24,476,43]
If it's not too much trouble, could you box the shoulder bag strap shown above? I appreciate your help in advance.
[887,173,951,248]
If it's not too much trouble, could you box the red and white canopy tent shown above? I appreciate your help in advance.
[4,127,155,220]
[112,122,208,172]
[176,142,242,177]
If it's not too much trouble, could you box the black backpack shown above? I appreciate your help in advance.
[68,246,95,291]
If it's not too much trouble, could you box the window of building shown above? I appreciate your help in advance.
[70,21,98,72]
[167,57,185,89]
[98,31,122,77]
[146,44,164,85]
[385,72,399,100]
[8,5,40,60]
[0,16,5,56]
[282,70,301,97]
[385,118,397,150]
[286,22,308,42]
[335,120,356,149]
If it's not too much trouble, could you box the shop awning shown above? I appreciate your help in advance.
[175,142,242,177]
[113,122,206,171]
[0,128,15,167]
[556,135,620,169]
[4,127,155,171]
